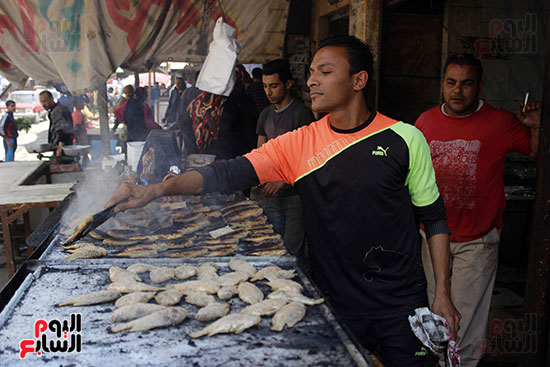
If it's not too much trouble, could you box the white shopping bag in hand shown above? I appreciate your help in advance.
[196,18,242,96]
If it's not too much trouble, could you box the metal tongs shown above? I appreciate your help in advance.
[62,204,119,245]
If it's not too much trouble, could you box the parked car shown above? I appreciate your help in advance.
[0,89,59,123]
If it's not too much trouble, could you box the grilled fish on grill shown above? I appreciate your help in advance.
[240,299,288,317]
[149,267,176,283]
[111,307,187,333]
[174,265,198,280]
[248,248,287,256]
[107,280,164,293]
[227,217,267,227]
[60,241,94,251]
[164,237,195,249]
[196,302,230,322]
[267,279,303,294]
[271,302,306,331]
[244,234,283,243]
[166,248,208,258]
[61,215,93,245]
[111,303,166,322]
[184,291,216,307]
[267,290,325,306]
[217,285,238,300]
[102,238,140,246]
[127,263,155,274]
[220,200,257,213]
[58,290,122,306]
[205,246,237,257]
[88,230,108,240]
[218,271,249,286]
[170,280,220,294]
[223,207,264,221]
[115,291,157,308]
[155,288,186,306]
[250,266,296,281]
[63,244,107,259]
[189,313,261,338]
[228,259,256,278]
[109,266,142,283]
[237,282,264,304]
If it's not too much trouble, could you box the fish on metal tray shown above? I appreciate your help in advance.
[237,282,264,304]
[109,266,141,283]
[127,263,155,274]
[217,271,249,286]
[197,262,220,281]
[115,291,157,308]
[267,290,324,306]
[88,230,108,240]
[205,246,237,257]
[243,234,283,244]
[165,248,208,258]
[223,207,264,221]
[228,259,256,278]
[248,248,287,257]
[111,306,187,333]
[155,288,186,306]
[61,215,93,245]
[149,267,176,283]
[102,238,140,246]
[63,244,107,259]
[184,291,216,307]
[60,241,95,251]
[170,279,220,294]
[107,280,164,293]
[227,217,268,227]
[111,303,167,322]
[196,302,230,322]
[271,301,306,331]
[250,266,296,281]
[164,237,195,250]
[217,285,237,300]
[58,290,122,306]
[267,278,303,294]
[174,265,198,280]
[240,299,288,317]
[189,313,261,338]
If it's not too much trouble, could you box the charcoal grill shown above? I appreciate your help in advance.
[0,259,374,366]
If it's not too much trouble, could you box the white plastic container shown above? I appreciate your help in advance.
[126,141,145,171]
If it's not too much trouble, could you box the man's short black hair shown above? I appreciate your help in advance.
[5,100,15,107]
[39,90,53,99]
[443,53,483,83]
[251,67,263,80]
[263,59,292,83]
[318,35,374,104]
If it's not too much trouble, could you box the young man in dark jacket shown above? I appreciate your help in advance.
[0,100,18,161]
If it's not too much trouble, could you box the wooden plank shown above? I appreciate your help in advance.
[522,13,550,367]
[1,210,15,278]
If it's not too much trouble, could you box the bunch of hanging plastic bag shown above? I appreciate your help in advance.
[408,307,461,367]
[196,17,242,97]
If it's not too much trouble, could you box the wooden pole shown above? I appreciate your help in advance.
[148,69,152,106]
[97,83,110,157]
[0,83,12,100]
[522,13,550,367]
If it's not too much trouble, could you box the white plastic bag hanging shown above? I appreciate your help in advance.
[196,18,242,97]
